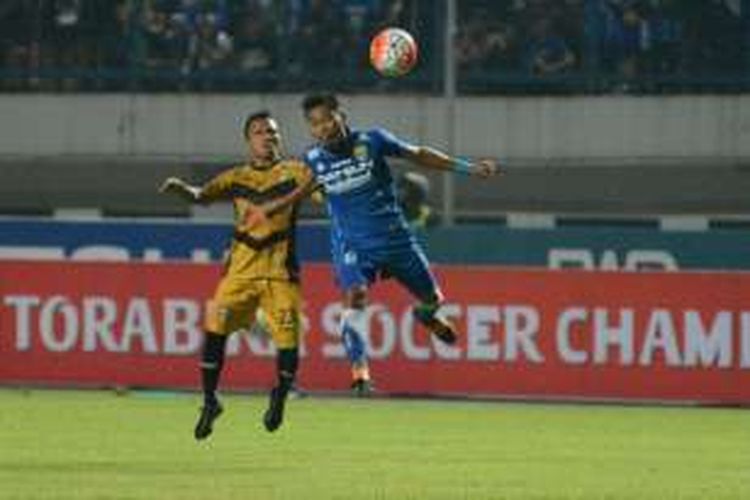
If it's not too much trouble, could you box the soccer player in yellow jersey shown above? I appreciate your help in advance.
[159,111,312,439]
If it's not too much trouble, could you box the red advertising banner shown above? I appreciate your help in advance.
[1,261,749,404]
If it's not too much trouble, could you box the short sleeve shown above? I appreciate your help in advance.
[200,169,236,202]
[301,148,319,170]
[287,159,314,186]
[371,127,417,157]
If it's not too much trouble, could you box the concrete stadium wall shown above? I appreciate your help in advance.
[1,94,749,165]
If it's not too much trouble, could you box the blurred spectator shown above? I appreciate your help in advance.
[379,0,409,27]
[193,12,234,71]
[304,0,347,58]
[456,18,489,71]
[680,0,743,76]
[141,2,181,69]
[603,1,648,81]
[343,0,380,72]
[642,0,683,76]
[292,0,350,78]
[621,2,649,78]
[343,0,380,32]
[524,18,577,76]
[233,0,274,73]
[483,22,519,71]
[456,1,519,74]
[0,0,38,90]
[0,0,747,94]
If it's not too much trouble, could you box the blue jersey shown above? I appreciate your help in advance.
[303,127,440,298]
[302,128,414,249]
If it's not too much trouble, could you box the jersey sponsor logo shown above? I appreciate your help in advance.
[307,149,321,161]
[353,144,369,161]
[318,157,374,194]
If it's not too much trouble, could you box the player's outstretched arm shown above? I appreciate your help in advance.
[402,146,500,178]
[158,177,203,203]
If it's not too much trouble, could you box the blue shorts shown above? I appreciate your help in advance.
[331,236,441,302]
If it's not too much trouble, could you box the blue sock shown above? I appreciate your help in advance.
[342,324,366,365]
[340,309,367,366]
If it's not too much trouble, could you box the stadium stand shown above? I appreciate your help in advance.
[1,0,749,224]
[1,0,748,94]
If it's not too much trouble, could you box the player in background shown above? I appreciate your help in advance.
[248,93,498,395]
[397,171,437,229]
[159,111,312,438]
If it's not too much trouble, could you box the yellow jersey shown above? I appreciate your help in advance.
[201,159,310,282]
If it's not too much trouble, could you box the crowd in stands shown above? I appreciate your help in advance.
[457,0,747,92]
[0,0,433,91]
[0,0,747,93]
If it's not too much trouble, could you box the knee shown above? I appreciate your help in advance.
[344,286,368,309]
[419,289,444,308]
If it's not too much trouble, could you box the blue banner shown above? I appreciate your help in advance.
[1,218,749,270]
[422,225,750,270]
[0,219,331,263]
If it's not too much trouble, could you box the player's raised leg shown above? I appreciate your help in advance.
[413,297,457,345]
[389,242,458,345]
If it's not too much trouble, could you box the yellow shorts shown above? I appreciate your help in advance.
[204,277,301,349]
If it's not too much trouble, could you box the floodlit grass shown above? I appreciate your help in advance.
[0,389,748,499]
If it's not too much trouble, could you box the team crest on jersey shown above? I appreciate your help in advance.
[353,144,369,161]
[343,250,358,265]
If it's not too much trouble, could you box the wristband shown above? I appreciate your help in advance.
[452,157,474,175]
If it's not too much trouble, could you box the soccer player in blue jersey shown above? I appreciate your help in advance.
[301,93,500,395]
[246,93,498,395]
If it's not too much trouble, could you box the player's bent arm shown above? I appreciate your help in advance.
[402,146,500,178]
[244,177,320,228]
[266,177,319,216]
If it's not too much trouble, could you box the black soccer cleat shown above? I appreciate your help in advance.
[413,309,458,345]
[263,387,287,433]
[350,378,374,397]
[194,402,223,441]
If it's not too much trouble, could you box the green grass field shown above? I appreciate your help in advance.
[0,389,748,500]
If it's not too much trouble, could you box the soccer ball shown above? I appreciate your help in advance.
[369,28,418,77]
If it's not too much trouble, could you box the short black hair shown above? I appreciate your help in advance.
[243,110,272,138]
[302,93,339,116]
